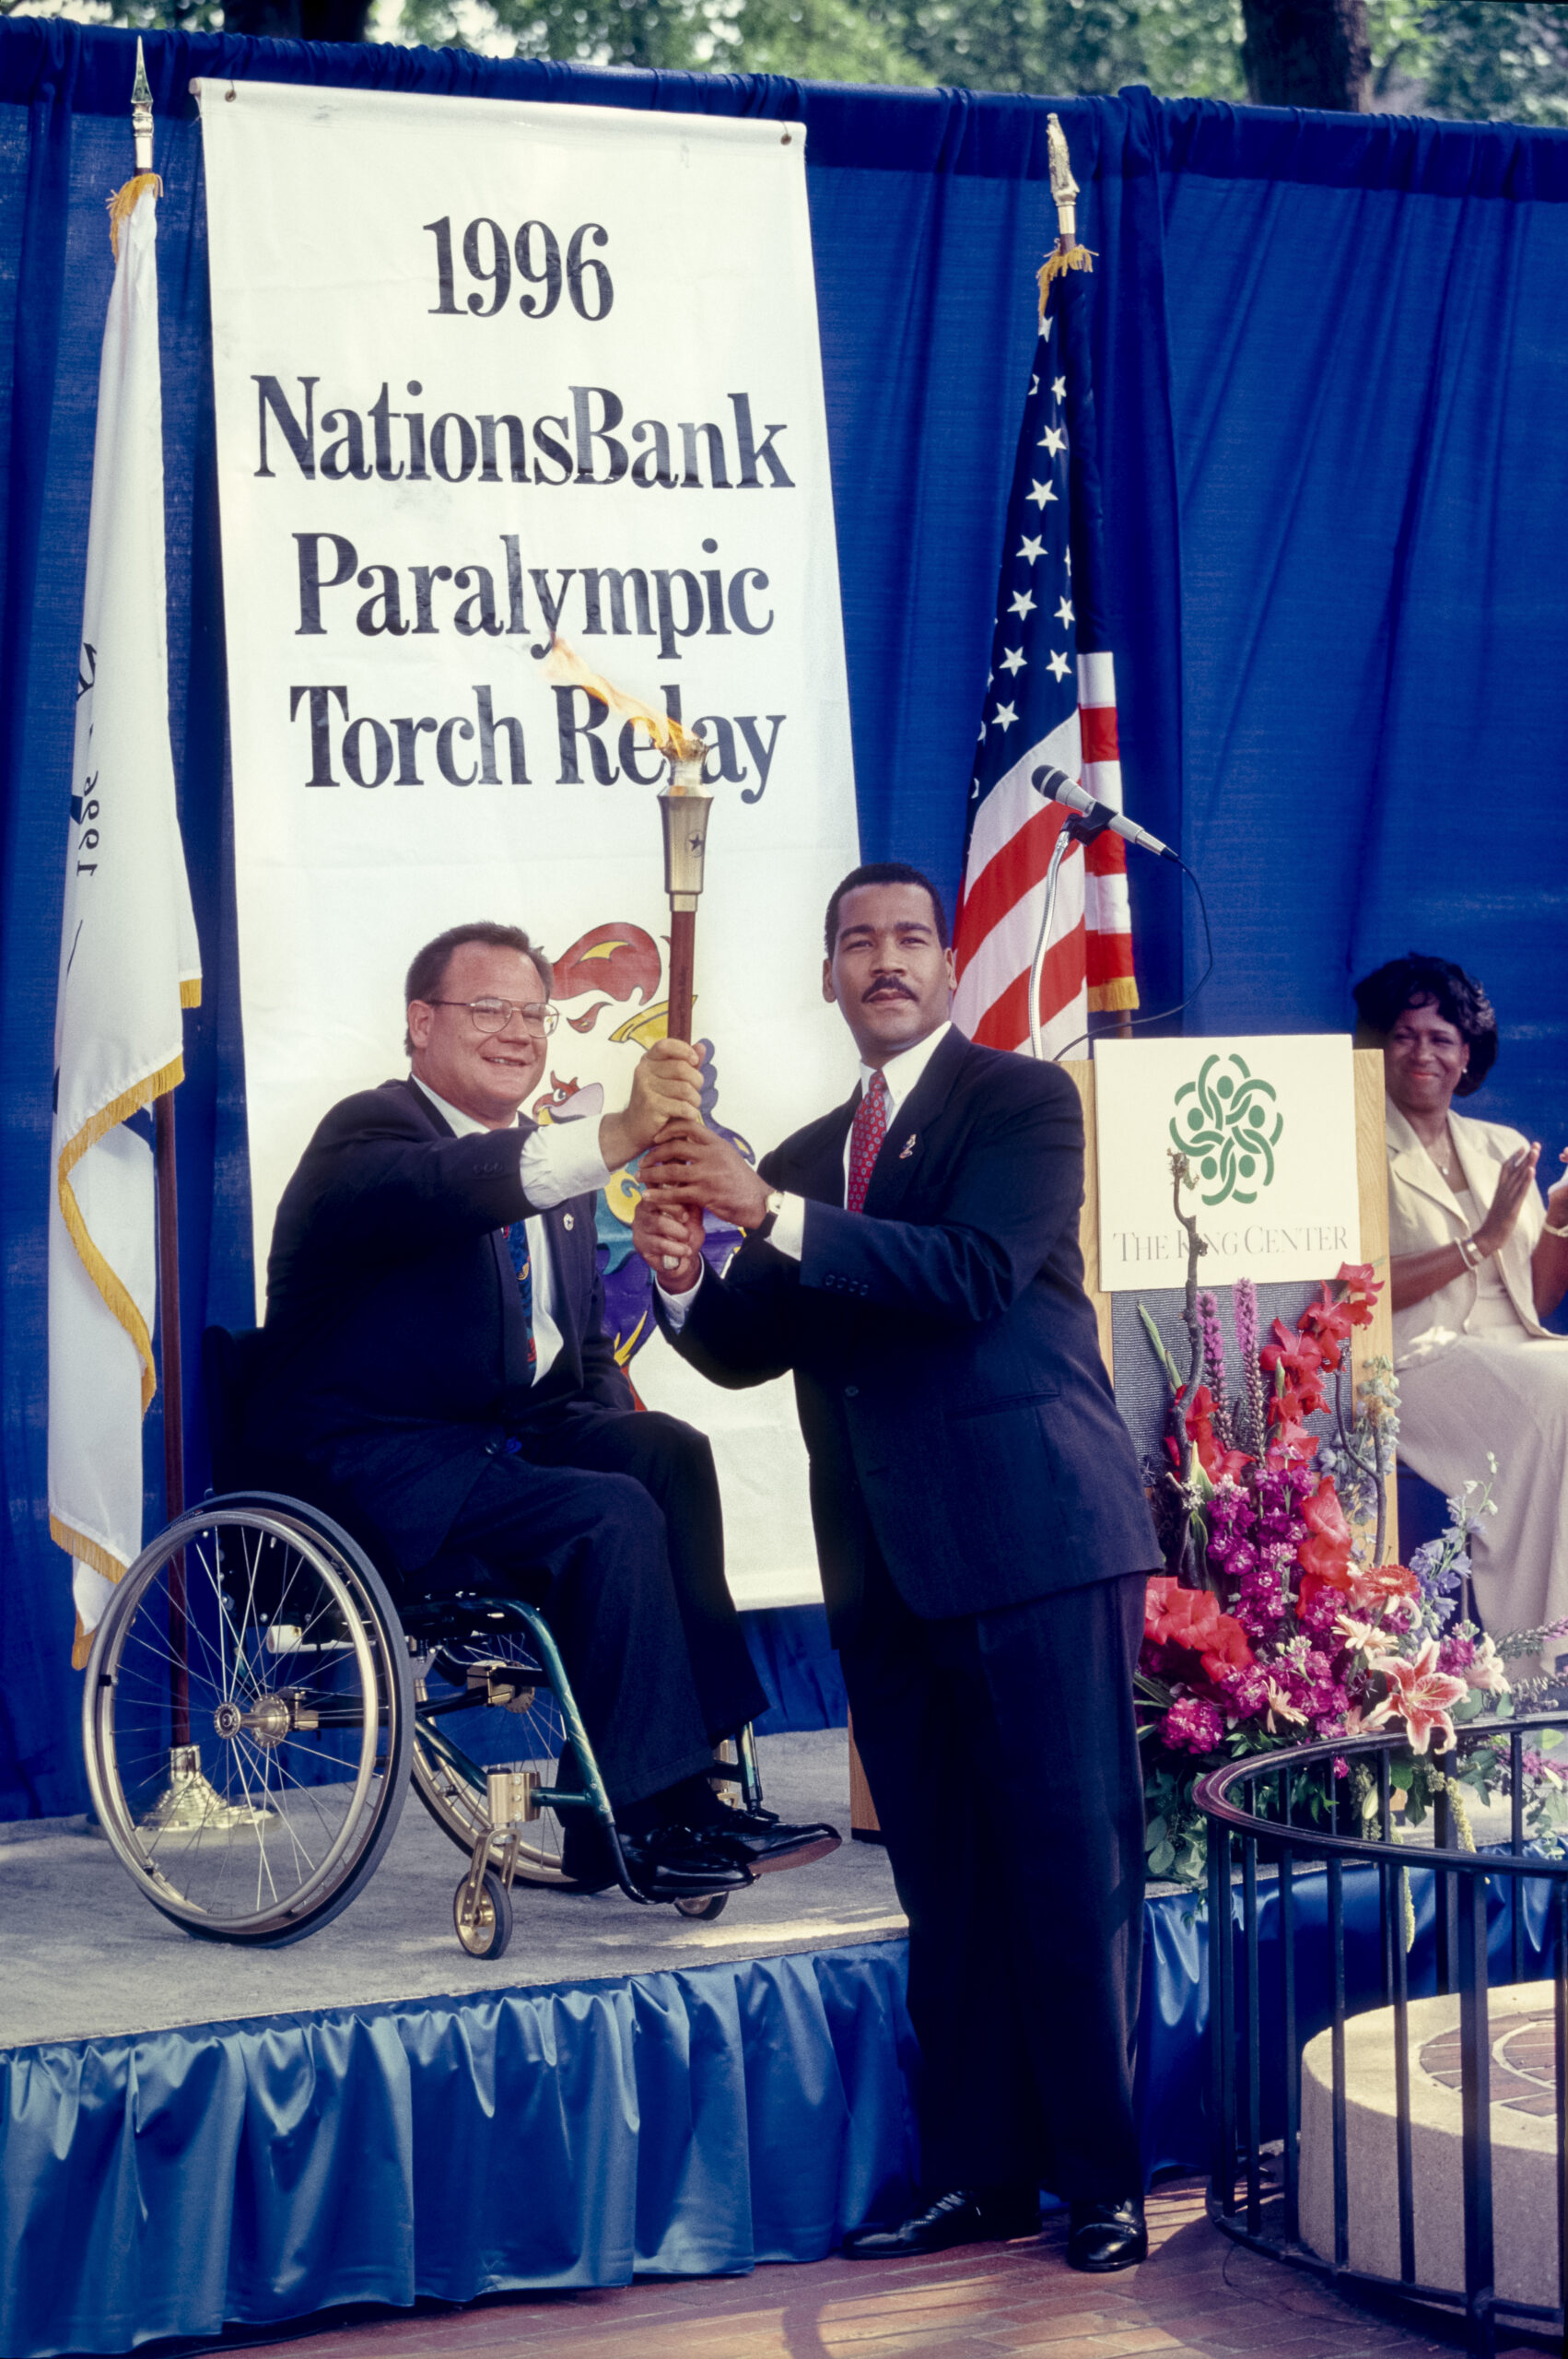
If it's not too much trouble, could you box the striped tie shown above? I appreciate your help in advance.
[504,1219,537,1377]
[847,1070,889,1215]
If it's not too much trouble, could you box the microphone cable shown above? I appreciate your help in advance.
[1047,856,1214,1064]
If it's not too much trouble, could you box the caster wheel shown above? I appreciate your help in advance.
[454,1869,513,1958]
[673,1892,729,1921]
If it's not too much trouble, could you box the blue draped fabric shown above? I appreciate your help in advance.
[0,1942,922,2357]
[3,22,1567,1815]
[743,1605,849,1731]
[1,1881,1557,2356]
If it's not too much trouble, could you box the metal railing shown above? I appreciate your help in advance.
[1194,1713,1568,2357]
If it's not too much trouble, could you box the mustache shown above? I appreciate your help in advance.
[861,978,917,1003]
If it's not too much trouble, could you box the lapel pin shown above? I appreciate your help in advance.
[563,1212,575,1230]
[898,1134,917,1159]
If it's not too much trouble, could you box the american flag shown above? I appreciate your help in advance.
[953,273,1138,1058]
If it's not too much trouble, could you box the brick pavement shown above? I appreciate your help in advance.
[242,2177,1551,2359]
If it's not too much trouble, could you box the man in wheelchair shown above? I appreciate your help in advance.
[245,919,837,1902]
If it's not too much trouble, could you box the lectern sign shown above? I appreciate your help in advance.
[1094,1036,1361,1291]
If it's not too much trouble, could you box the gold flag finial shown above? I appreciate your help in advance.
[1038,112,1094,306]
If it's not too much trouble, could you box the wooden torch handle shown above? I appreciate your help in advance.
[667,907,696,1045]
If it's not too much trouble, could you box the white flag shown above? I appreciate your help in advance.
[48,179,201,1664]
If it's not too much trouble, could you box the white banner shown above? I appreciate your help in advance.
[1094,1036,1362,1293]
[199,82,859,1606]
[49,183,202,1653]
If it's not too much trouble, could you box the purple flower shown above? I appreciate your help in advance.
[1164,1696,1224,1755]
[1234,1278,1266,1455]
[1410,1538,1465,1603]
[1233,1277,1258,1364]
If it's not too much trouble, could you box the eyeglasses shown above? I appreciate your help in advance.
[426,997,559,1037]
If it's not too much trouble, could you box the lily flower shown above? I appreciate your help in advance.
[1463,1634,1508,1696]
[1365,1636,1469,1755]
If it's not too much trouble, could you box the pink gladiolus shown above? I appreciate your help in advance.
[1365,1637,1469,1755]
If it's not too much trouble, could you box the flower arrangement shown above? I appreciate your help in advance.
[1134,1159,1556,1887]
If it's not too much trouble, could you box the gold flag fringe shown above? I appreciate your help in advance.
[1038,241,1095,311]
[56,1050,184,1415]
[55,1517,133,1669]
[107,172,162,258]
[181,978,202,1008]
[1088,976,1141,1015]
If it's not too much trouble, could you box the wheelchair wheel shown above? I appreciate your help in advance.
[410,1625,578,1885]
[453,1868,513,1959]
[674,1892,729,1922]
[83,1498,414,1946]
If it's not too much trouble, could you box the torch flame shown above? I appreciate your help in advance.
[543,635,708,779]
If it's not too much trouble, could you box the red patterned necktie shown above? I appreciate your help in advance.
[847,1070,889,1215]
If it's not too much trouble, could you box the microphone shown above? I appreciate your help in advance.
[1031,767,1180,864]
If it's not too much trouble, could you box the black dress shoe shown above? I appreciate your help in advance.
[1066,2198,1147,2272]
[714,1810,842,1872]
[842,2186,1040,2259]
[619,1822,756,1901]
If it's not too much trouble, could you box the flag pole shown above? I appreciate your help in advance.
[133,41,192,1746]
[156,1093,189,1742]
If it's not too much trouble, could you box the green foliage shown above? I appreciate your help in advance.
[1143,1762,1211,1884]
[50,0,1568,123]
[1419,2,1568,125]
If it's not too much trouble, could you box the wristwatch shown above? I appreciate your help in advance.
[749,1189,786,1242]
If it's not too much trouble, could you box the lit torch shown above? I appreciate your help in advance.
[544,637,711,1043]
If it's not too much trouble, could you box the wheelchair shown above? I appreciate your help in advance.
[80,1330,765,1956]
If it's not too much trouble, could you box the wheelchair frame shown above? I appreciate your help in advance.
[83,1486,764,1957]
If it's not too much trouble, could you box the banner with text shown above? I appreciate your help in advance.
[1094,1036,1362,1292]
[200,82,858,1605]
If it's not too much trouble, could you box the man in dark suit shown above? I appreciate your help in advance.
[633,864,1160,2270]
[249,918,837,1900]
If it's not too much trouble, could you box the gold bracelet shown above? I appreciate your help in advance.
[1545,1221,1568,1240]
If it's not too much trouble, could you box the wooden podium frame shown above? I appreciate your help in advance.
[847,1043,1396,1841]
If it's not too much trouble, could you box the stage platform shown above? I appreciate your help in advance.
[0,1731,901,2048]
[7,1732,1553,2359]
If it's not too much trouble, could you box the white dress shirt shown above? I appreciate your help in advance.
[660,1020,953,1327]
[412,1075,612,1381]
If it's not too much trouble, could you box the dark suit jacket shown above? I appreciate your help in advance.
[664,1027,1158,1628]
[248,1078,630,1569]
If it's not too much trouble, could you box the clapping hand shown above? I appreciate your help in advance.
[1476,1141,1541,1256]
[1545,1144,1568,1232]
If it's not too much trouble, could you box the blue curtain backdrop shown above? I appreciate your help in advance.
[2,23,1566,1817]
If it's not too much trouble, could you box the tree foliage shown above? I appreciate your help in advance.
[25,0,1568,129]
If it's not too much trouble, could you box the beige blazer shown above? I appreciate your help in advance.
[1385,1098,1549,1367]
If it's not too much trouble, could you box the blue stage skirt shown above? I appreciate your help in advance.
[1,1872,1558,2357]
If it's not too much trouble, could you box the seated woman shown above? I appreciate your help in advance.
[1354,953,1568,1661]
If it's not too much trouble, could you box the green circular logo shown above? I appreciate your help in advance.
[1168,1053,1283,1206]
